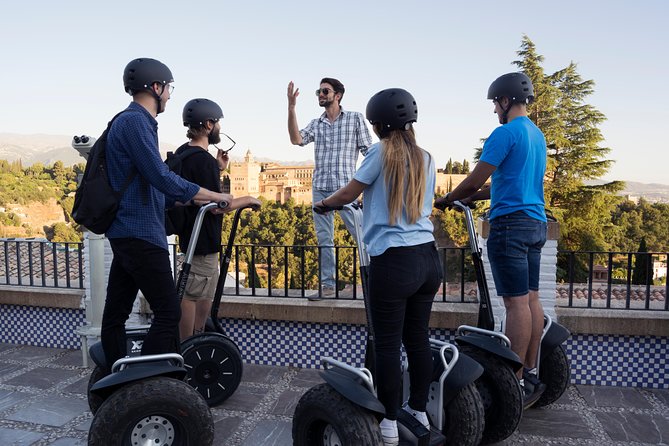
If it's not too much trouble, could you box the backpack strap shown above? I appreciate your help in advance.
[101,110,138,197]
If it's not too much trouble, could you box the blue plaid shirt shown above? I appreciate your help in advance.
[105,102,200,249]
[300,108,372,190]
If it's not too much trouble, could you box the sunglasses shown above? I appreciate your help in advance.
[315,88,334,96]
[213,132,236,154]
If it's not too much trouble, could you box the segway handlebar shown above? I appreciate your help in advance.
[445,201,496,330]
[313,201,362,215]
[444,201,481,256]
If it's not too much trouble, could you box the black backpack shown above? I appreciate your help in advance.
[164,146,202,236]
[72,111,136,234]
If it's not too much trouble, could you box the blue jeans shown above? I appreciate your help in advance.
[368,242,442,419]
[487,212,547,297]
[312,189,358,288]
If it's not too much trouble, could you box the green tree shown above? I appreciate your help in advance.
[47,222,82,242]
[513,35,623,253]
[444,158,453,174]
[462,159,470,174]
[632,238,653,285]
[51,161,66,183]
[610,199,669,253]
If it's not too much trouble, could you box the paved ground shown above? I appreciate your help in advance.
[0,342,667,445]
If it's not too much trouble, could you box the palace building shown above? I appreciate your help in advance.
[224,149,468,204]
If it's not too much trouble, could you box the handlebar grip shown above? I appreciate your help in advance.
[313,204,343,215]
[217,201,230,209]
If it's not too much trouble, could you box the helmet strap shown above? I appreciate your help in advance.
[152,83,164,115]
[501,98,512,124]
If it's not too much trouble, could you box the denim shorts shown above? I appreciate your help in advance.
[487,211,547,298]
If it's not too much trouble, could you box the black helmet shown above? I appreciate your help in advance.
[123,58,174,95]
[182,98,224,127]
[487,72,534,104]
[366,88,418,130]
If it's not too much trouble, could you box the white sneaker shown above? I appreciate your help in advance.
[379,418,399,446]
[401,401,430,428]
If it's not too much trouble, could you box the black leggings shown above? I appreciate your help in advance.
[101,238,181,369]
[368,241,442,420]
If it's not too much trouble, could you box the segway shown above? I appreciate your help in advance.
[433,201,523,444]
[292,203,486,446]
[180,202,259,405]
[86,201,237,446]
[452,200,571,411]
[87,202,257,415]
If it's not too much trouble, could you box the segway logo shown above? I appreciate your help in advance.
[131,340,143,353]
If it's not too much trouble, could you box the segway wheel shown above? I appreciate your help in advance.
[458,345,523,444]
[181,333,243,407]
[534,344,570,408]
[292,383,384,446]
[86,365,107,415]
[441,381,485,446]
[87,377,213,446]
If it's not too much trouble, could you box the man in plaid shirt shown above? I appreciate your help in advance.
[288,77,372,299]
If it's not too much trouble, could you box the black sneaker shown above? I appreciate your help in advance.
[522,373,546,409]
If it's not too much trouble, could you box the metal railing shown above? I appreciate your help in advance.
[0,239,84,289]
[2,238,667,311]
[169,242,472,302]
[558,251,668,311]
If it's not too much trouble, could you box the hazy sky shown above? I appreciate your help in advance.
[1,0,667,184]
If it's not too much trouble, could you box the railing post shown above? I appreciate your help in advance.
[76,231,111,367]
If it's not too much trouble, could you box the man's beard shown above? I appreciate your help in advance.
[319,98,333,108]
[208,129,221,145]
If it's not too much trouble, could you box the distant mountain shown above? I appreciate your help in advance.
[617,181,669,203]
[587,179,669,203]
[0,133,312,167]
[0,133,81,166]
[1,133,666,201]
[0,133,178,166]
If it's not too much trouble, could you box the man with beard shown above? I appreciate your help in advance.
[102,60,234,370]
[287,78,372,299]
[176,98,261,339]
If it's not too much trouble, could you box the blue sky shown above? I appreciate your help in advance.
[1,0,667,184]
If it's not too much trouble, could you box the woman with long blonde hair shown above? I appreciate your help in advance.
[315,88,440,445]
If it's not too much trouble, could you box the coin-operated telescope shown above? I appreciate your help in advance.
[71,135,97,161]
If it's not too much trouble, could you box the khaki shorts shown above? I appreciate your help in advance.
[183,253,220,302]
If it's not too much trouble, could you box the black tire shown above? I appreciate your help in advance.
[534,345,570,408]
[181,334,243,407]
[292,383,384,446]
[441,381,485,446]
[458,345,523,444]
[88,377,213,446]
[86,365,107,415]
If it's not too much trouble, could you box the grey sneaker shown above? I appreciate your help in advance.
[321,286,337,298]
[308,286,336,301]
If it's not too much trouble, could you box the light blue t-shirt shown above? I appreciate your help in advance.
[353,142,436,256]
[480,116,547,222]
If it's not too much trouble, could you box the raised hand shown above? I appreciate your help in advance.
[287,81,300,108]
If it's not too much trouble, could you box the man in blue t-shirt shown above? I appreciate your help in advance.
[435,72,548,408]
